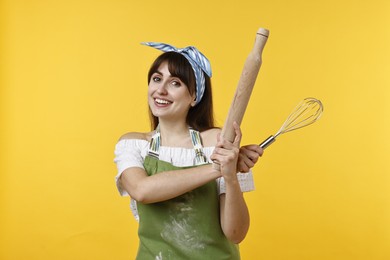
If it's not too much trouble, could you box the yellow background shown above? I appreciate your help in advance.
[1,0,389,259]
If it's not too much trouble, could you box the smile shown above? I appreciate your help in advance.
[155,98,172,105]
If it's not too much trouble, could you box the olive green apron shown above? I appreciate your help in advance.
[135,128,240,259]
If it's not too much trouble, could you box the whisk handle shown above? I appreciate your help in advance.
[259,135,276,149]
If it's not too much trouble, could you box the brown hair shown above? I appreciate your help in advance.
[147,52,215,132]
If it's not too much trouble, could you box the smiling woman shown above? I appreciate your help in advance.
[148,61,196,125]
[113,43,263,259]
[146,49,215,132]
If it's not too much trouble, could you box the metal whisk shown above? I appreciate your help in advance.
[259,97,324,149]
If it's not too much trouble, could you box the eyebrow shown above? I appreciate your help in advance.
[153,70,178,80]
[154,70,163,76]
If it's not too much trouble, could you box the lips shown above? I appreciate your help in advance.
[154,98,172,106]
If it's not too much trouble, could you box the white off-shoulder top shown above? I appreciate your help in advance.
[114,139,255,221]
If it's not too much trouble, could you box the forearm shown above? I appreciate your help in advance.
[220,176,250,244]
[121,164,221,204]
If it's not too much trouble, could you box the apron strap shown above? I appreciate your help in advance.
[147,125,208,165]
[189,128,208,165]
[147,126,161,159]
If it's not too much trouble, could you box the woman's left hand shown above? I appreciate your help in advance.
[237,145,263,173]
[210,122,242,180]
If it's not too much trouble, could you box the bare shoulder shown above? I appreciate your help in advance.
[200,127,221,147]
[118,131,153,142]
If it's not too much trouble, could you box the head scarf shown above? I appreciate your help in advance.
[142,42,212,105]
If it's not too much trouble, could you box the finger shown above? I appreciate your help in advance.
[216,132,221,142]
[239,153,255,167]
[232,121,242,147]
[213,147,233,157]
[239,147,258,162]
[237,153,254,172]
[214,133,223,148]
[211,153,230,165]
[251,145,264,156]
[216,136,235,150]
[210,153,225,162]
[242,144,264,156]
[237,161,250,173]
[246,149,260,163]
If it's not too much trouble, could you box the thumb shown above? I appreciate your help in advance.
[232,121,242,147]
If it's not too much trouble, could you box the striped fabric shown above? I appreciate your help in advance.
[148,126,161,159]
[189,128,208,165]
[142,42,212,105]
[148,126,208,165]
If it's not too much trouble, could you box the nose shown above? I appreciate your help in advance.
[156,81,168,94]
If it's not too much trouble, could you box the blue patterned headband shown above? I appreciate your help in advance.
[142,42,212,105]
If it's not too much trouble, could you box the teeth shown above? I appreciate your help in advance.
[155,98,171,104]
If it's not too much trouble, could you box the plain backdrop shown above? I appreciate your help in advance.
[1,0,389,259]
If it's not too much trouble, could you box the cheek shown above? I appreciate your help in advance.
[177,87,193,99]
[185,90,195,102]
[147,84,156,97]
[147,86,154,104]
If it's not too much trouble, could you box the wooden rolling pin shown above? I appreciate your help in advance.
[214,28,269,170]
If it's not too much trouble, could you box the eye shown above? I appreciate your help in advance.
[170,80,182,87]
[152,76,161,82]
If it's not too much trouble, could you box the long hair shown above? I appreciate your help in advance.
[147,52,215,132]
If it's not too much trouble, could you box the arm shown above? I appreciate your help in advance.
[210,122,249,244]
[219,187,249,244]
[119,164,221,204]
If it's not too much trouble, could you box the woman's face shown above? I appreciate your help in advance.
[148,62,195,122]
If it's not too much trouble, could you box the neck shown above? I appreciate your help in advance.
[157,119,191,147]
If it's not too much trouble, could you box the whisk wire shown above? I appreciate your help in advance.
[259,97,323,149]
[280,99,322,134]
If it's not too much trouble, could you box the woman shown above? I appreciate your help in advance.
[114,42,263,259]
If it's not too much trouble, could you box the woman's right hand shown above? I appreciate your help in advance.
[210,122,242,181]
